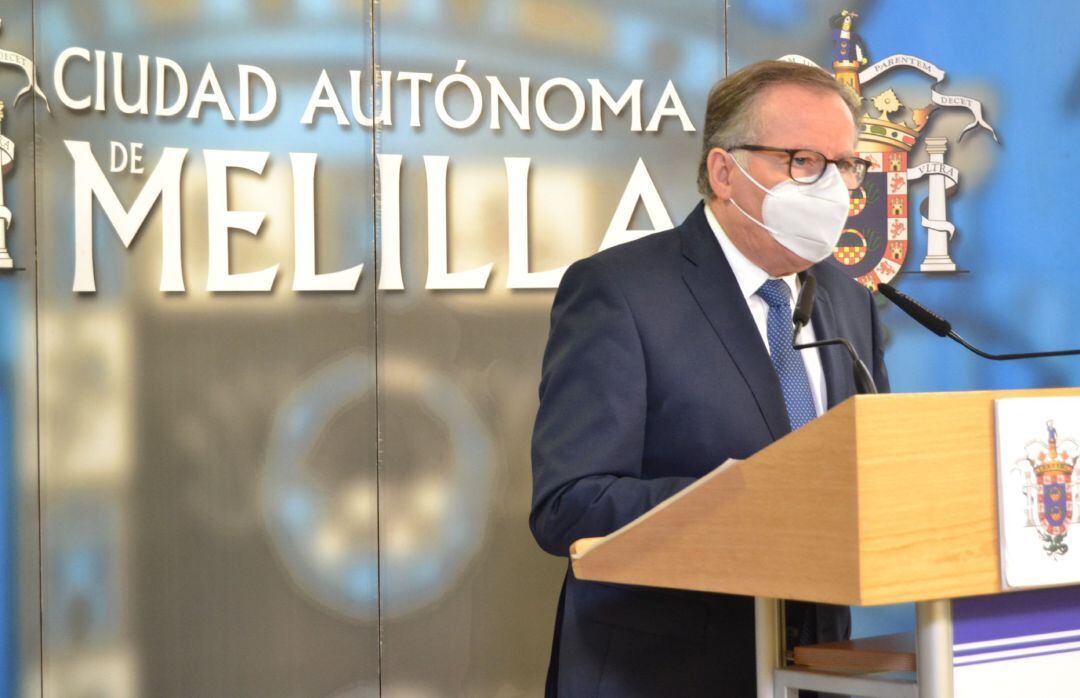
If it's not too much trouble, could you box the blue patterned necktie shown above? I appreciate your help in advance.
[756,279,816,431]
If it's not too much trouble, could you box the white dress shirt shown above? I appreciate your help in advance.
[703,203,828,417]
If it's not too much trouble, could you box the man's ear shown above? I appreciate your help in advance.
[707,148,735,201]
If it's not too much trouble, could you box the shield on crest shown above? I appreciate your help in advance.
[1038,473,1073,535]
[828,150,908,289]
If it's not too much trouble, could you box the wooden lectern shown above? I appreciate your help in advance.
[569,388,1080,698]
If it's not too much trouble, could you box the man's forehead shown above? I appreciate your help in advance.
[754,84,858,155]
[755,81,852,112]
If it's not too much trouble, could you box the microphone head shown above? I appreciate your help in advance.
[793,274,817,330]
[877,283,952,337]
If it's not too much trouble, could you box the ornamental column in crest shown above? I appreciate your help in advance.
[0,100,13,269]
[919,137,956,272]
[1023,470,1038,527]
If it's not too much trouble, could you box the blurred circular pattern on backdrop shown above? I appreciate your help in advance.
[262,353,495,620]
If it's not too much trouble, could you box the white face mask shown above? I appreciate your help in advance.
[727,155,851,264]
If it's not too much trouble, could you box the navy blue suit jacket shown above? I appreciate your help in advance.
[530,202,889,697]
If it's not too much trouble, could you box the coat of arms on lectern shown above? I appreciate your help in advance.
[1015,421,1080,558]
[996,398,1080,588]
[0,16,50,272]
[781,10,999,290]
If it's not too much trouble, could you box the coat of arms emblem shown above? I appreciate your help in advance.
[0,16,50,271]
[782,10,999,290]
[1016,421,1080,557]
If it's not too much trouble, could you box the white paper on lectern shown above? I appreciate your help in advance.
[995,397,1080,589]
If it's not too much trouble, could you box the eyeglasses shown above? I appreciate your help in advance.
[731,145,871,189]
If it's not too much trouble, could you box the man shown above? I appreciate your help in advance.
[530,60,889,696]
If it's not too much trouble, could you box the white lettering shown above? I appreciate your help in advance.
[301,69,349,126]
[53,47,92,110]
[112,52,150,115]
[424,155,492,289]
[397,71,433,128]
[536,77,586,132]
[187,63,235,121]
[205,150,277,292]
[434,60,483,130]
[66,140,188,292]
[377,153,404,290]
[238,64,277,122]
[599,158,673,250]
[588,79,642,132]
[291,152,364,291]
[506,157,567,288]
[487,76,530,131]
[155,57,188,117]
[645,80,694,132]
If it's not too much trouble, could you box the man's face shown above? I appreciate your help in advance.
[708,83,858,276]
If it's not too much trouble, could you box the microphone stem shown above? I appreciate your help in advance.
[793,337,878,394]
[948,331,1080,361]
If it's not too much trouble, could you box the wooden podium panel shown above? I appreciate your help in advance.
[570,387,1080,606]
[793,632,915,673]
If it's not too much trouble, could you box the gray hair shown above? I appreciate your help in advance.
[696,60,860,198]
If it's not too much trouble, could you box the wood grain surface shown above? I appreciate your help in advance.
[571,387,1080,605]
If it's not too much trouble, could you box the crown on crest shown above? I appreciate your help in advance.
[831,10,931,153]
[1035,421,1074,476]
[1034,456,1073,477]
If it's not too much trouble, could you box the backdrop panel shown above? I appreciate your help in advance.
[33,0,379,696]
[10,2,1080,696]
[0,3,42,697]
[374,1,723,694]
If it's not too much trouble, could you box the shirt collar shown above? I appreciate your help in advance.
[703,200,799,303]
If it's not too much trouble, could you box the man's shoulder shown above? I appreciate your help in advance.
[811,260,873,304]
[567,226,685,283]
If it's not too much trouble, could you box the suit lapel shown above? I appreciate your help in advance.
[806,267,855,408]
[679,203,792,440]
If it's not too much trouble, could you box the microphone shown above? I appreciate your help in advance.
[876,283,951,336]
[791,274,878,394]
[877,283,1080,361]
[792,274,816,338]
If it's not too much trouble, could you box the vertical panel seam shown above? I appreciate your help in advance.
[723,0,729,76]
[30,0,44,695]
[370,0,383,695]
